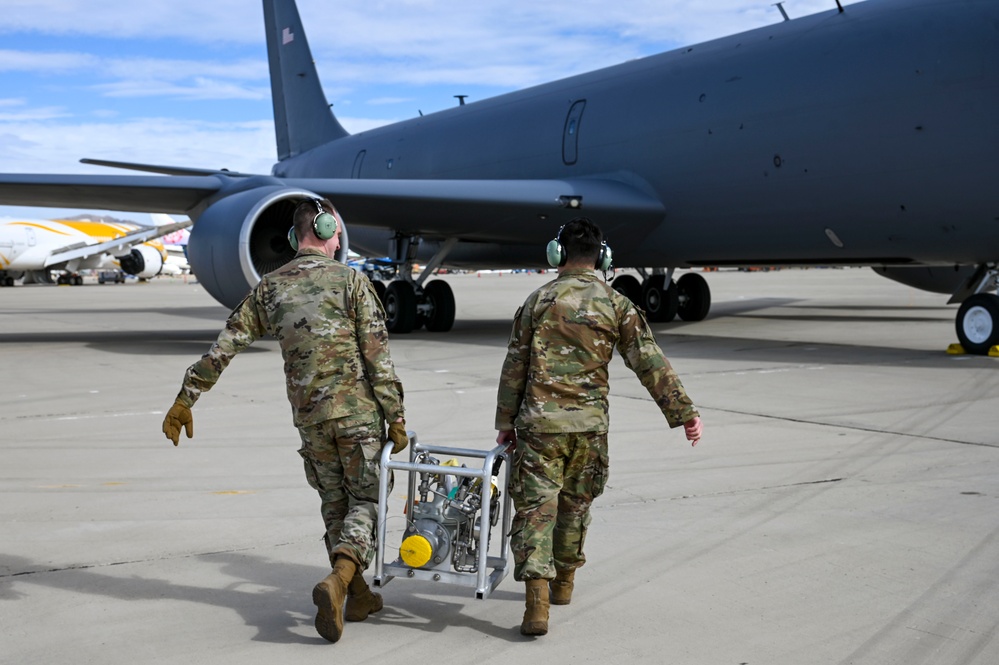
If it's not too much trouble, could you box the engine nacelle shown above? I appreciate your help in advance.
[187,186,350,310]
[118,245,164,279]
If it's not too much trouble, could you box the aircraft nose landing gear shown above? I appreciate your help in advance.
[955,293,999,355]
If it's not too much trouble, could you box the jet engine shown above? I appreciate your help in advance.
[117,245,164,279]
[187,183,349,309]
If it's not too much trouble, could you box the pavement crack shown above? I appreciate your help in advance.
[606,477,844,506]
[1,541,303,579]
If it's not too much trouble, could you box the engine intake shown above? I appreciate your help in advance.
[187,186,349,309]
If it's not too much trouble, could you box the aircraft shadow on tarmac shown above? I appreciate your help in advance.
[0,551,524,644]
[0,329,268,357]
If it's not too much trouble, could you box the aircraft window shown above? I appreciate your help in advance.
[562,100,586,165]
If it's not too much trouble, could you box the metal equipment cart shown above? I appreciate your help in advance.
[374,434,512,599]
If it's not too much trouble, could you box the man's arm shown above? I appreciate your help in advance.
[353,276,405,422]
[175,290,268,408]
[164,290,267,445]
[495,303,532,432]
[616,302,700,429]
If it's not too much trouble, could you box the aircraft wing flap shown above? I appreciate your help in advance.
[0,174,226,214]
[282,177,666,243]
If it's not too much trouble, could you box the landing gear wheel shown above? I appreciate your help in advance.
[642,275,678,322]
[370,279,387,303]
[612,274,642,305]
[955,293,999,355]
[422,280,456,332]
[676,272,711,321]
[384,281,418,334]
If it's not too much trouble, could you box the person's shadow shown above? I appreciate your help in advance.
[1,552,524,644]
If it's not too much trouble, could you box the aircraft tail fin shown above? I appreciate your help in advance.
[263,0,349,161]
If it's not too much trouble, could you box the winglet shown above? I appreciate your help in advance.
[262,0,349,161]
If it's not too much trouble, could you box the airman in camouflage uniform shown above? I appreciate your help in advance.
[495,217,703,636]
[161,199,407,644]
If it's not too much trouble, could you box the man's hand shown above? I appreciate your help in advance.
[496,429,516,452]
[683,417,702,446]
[162,401,194,446]
[388,418,409,454]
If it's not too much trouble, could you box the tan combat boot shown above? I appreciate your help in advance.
[521,578,550,636]
[344,570,384,622]
[550,568,575,605]
[312,556,356,643]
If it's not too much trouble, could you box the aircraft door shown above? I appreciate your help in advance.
[562,100,586,165]
[352,150,366,178]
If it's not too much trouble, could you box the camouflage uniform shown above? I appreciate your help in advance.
[175,248,404,568]
[496,268,698,581]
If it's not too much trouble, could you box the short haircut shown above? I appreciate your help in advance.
[561,217,603,264]
[293,197,338,238]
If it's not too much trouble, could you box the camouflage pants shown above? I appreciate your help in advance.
[509,430,609,581]
[298,414,389,570]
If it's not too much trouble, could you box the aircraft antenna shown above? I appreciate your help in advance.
[455,95,468,106]
[773,3,790,21]
[836,0,844,12]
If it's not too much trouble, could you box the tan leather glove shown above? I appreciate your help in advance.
[388,419,409,454]
[162,400,194,446]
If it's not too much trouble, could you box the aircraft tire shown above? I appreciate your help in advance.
[384,280,418,334]
[642,275,678,322]
[955,293,999,355]
[612,274,642,306]
[371,279,387,303]
[423,280,456,333]
[676,272,711,321]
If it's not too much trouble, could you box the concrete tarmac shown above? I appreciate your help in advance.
[2,268,998,664]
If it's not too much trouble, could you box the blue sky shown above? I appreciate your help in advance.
[0,0,861,223]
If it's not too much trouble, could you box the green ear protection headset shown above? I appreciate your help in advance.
[287,198,339,251]
[546,223,613,271]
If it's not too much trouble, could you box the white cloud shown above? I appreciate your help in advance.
[0,49,101,72]
[93,78,269,101]
[0,117,275,174]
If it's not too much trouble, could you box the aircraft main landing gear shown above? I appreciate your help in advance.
[614,269,712,323]
[378,236,458,334]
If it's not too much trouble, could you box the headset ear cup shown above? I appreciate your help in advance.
[288,227,299,252]
[597,243,613,271]
[546,239,564,268]
[313,212,338,240]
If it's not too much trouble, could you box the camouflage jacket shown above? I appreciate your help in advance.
[175,248,404,427]
[495,269,698,433]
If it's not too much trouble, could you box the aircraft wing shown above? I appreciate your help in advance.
[281,176,667,243]
[0,173,226,213]
[0,172,666,244]
[43,219,194,267]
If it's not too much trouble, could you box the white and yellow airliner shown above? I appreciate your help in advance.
[0,215,191,286]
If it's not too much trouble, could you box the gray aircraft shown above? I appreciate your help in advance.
[1,0,997,351]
